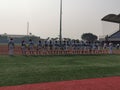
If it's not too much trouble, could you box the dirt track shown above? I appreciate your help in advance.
[0,45,22,55]
[0,77,120,90]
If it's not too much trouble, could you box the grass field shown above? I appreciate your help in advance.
[0,55,120,86]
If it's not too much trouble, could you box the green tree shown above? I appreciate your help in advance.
[81,33,98,42]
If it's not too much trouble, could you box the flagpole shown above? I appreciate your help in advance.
[59,0,62,45]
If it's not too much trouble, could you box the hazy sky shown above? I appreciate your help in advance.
[0,0,120,39]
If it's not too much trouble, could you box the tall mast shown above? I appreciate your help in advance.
[59,0,62,45]
[119,23,120,31]
[27,22,29,35]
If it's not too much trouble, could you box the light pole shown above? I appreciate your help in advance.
[27,22,29,36]
[119,23,120,31]
[59,0,62,45]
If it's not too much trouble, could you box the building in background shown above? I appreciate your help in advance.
[0,34,40,44]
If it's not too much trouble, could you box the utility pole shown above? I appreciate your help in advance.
[27,22,29,36]
[119,23,120,31]
[59,0,62,45]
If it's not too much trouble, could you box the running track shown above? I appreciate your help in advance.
[0,77,120,90]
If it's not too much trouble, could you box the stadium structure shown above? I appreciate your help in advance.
[100,14,120,44]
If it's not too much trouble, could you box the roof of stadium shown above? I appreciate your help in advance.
[102,14,120,23]
[99,14,120,41]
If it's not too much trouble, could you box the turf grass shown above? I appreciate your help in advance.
[0,55,120,86]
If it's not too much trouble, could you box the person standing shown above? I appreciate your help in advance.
[109,42,113,54]
[116,44,120,49]
[36,40,42,55]
[8,38,15,55]
[21,40,27,55]
[28,39,34,55]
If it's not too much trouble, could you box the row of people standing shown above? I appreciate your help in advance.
[8,38,101,55]
[8,38,34,55]
[8,38,120,55]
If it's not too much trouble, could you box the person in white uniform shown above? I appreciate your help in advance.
[28,39,34,55]
[109,42,113,54]
[8,38,15,55]
[21,40,27,55]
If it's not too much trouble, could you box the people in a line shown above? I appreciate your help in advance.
[7,38,120,55]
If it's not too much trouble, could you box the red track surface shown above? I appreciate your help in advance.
[0,77,120,90]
